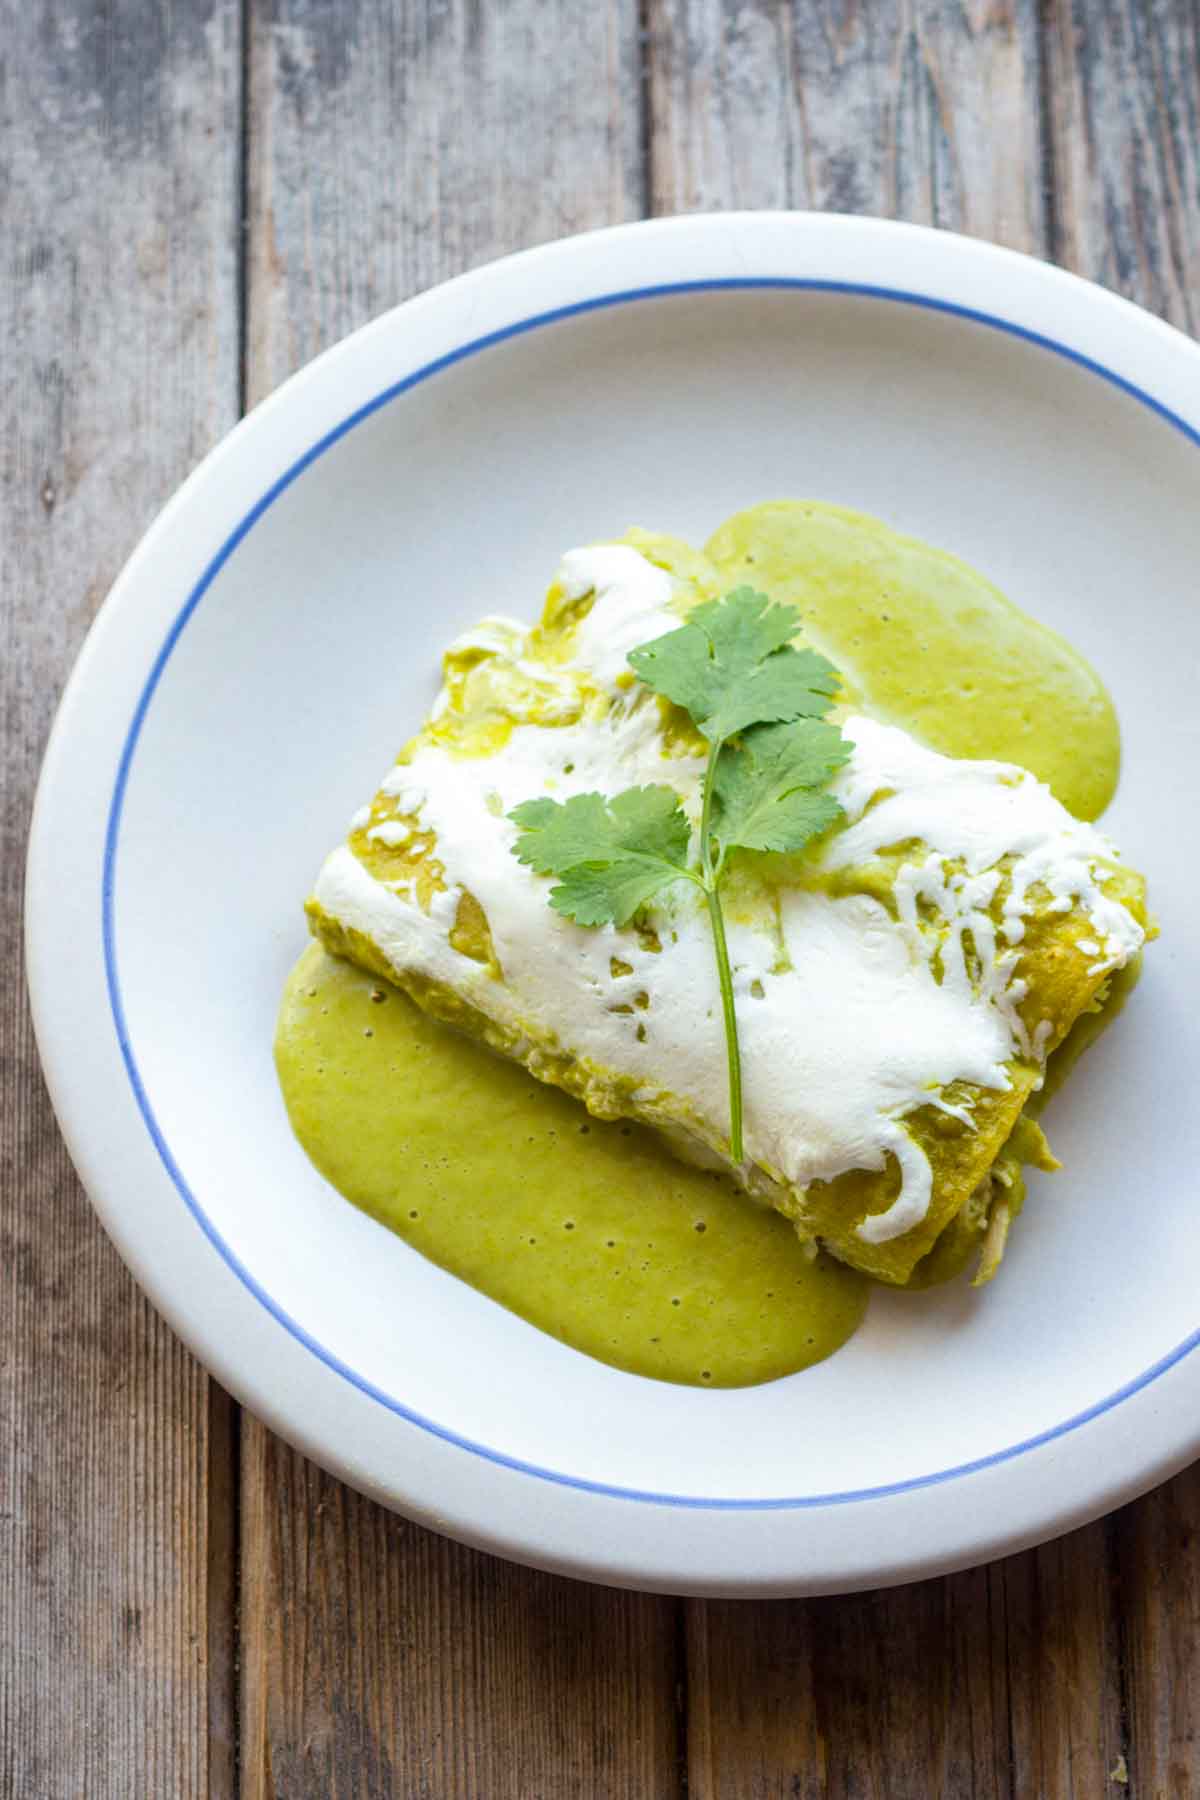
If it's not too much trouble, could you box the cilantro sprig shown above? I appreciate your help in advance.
[509,587,849,1163]
[510,787,692,927]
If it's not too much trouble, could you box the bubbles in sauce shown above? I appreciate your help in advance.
[276,945,867,1388]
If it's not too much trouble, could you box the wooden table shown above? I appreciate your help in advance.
[4,3,1198,1794]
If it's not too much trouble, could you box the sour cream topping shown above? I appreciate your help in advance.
[559,545,681,686]
[313,548,1144,1247]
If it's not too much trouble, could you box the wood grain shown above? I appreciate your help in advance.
[244,0,643,401]
[1043,6,1200,1791]
[0,2,241,1795]
[1003,1522,1128,1798]
[687,1546,1130,1799]
[1044,0,1200,335]
[241,1433,682,1799]
[1111,1483,1200,1799]
[238,4,681,1794]
[646,0,1047,251]
[687,1569,1012,1800]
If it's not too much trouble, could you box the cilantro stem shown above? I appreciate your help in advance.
[699,738,744,1164]
[702,878,744,1165]
[512,588,846,1177]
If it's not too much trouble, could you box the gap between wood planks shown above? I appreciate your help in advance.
[206,7,253,1791]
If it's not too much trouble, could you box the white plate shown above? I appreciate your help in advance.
[26,213,1200,1596]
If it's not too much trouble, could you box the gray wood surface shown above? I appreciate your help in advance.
[1046,0,1200,334]
[647,0,1046,249]
[0,4,241,1797]
[3,1,1198,1795]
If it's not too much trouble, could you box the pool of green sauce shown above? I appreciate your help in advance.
[707,502,1119,821]
[275,502,1121,1387]
[277,944,867,1387]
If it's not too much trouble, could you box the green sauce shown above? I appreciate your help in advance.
[1030,954,1142,1115]
[706,503,1119,820]
[276,944,867,1387]
[275,502,1123,1386]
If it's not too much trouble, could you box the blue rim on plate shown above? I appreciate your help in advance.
[104,277,1200,1510]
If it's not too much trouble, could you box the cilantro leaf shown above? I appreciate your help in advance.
[508,581,851,1168]
[712,719,850,855]
[509,787,690,875]
[508,787,693,927]
[628,587,839,742]
[543,863,677,929]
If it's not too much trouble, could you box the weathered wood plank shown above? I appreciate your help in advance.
[244,0,643,398]
[0,3,241,1795]
[690,1544,1127,1800]
[1111,1484,1200,1798]
[1002,1524,1127,1797]
[238,4,680,1793]
[1044,5,1200,1790]
[687,1568,1012,1800]
[646,0,1047,251]
[1045,0,1200,335]
[645,5,1141,1795]
[241,1434,683,1800]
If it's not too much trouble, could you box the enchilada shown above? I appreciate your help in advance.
[305,519,1147,1288]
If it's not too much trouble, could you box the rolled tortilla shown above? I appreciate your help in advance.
[306,533,1148,1286]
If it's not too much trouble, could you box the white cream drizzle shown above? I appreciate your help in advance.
[366,820,413,847]
[312,547,1144,1247]
[445,615,527,658]
[559,545,682,687]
